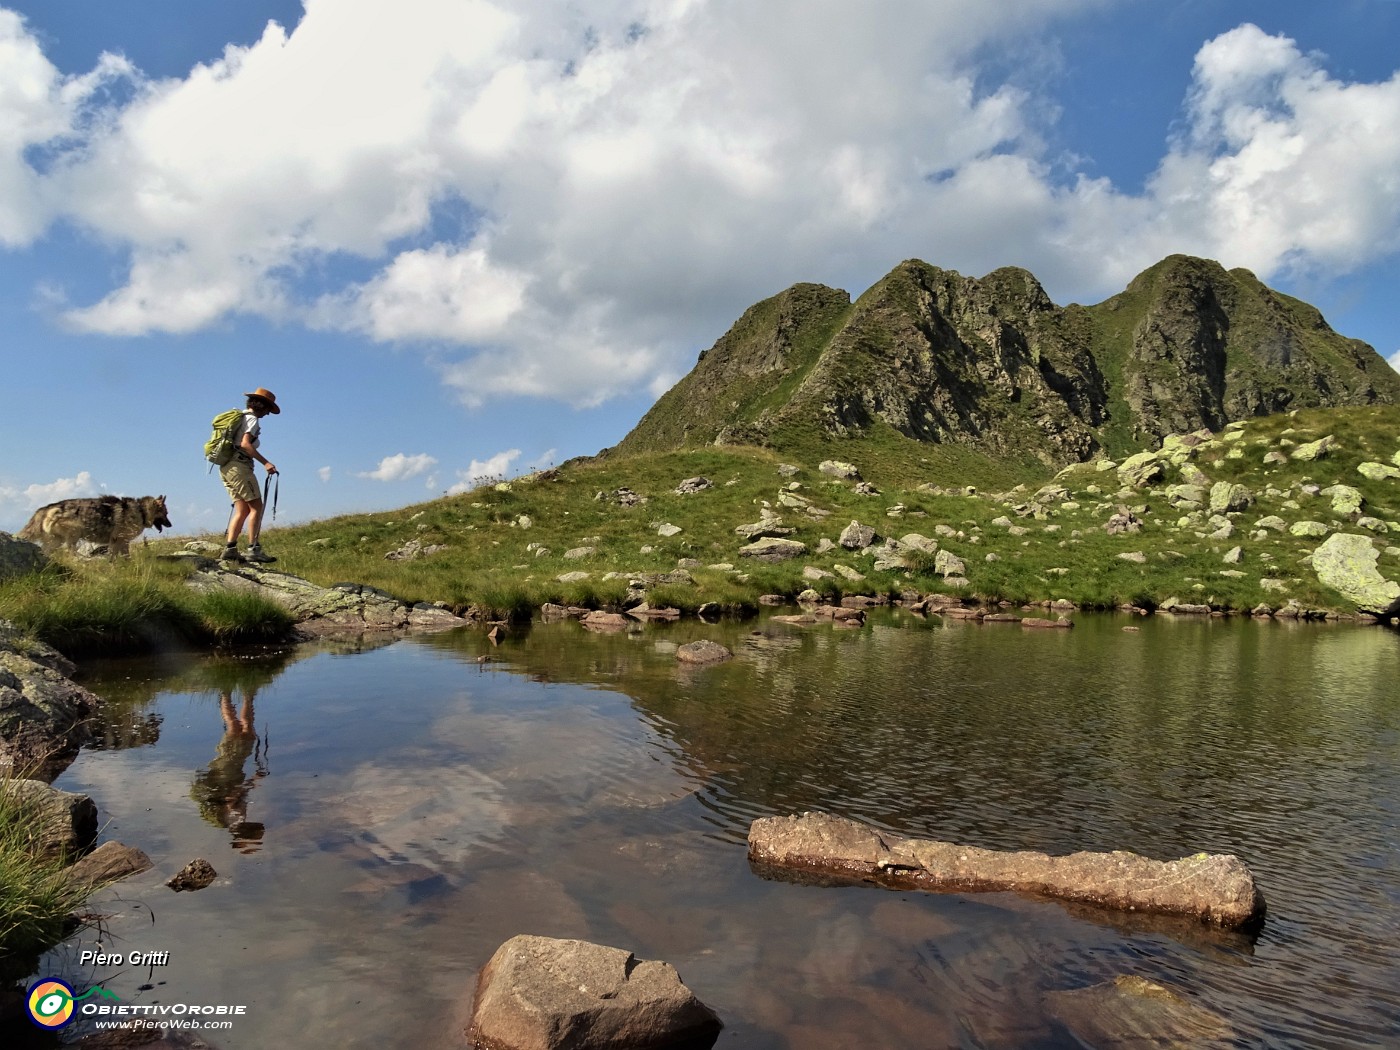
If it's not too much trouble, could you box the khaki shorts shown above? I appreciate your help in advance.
[220,457,262,503]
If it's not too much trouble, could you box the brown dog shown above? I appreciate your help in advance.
[18,495,173,556]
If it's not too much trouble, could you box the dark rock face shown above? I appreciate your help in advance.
[618,255,1400,466]
[468,935,721,1050]
[0,625,99,778]
[748,812,1266,930]
[167,858,218,892]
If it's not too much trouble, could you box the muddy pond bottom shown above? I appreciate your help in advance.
[12,611,1400,1048]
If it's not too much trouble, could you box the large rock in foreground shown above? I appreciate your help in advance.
[748,812,1265,930]
[0,532,46,582]
[1311,533,1400,617]
[468,935,721,1050]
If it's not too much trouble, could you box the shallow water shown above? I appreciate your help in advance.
[10,611,1400,1047]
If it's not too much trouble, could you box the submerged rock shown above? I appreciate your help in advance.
[748,812,1266,929]
[1045,975,1234,1048]
[468,935,721,1050]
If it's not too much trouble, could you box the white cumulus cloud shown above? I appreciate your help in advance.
[357,453,438,482]
[445,448,522,494]
[318,466,332,482]
[3,5,1399,406]
[1388,349,1400,373]
[0,471,99,517]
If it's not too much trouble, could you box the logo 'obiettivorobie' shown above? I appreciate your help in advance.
[26,978,119,1030]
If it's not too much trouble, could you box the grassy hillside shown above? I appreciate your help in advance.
[159,404,1400,622]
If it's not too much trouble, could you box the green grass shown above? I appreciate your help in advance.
[0,558,294,655]
[0,779,93,962]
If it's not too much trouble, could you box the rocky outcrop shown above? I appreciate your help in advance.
[738,537,807,562]
[0,624,99,777]
[179,557,468,634]
[1311,533,1400,618]
[616,254,1400,466]
[467,935,722,1050]
[0,532,45,582]
[748,812,1265,929]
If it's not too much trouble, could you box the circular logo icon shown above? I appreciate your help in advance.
[27,978,77,1029]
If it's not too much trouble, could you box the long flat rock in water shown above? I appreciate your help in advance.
[748,812,1265,930]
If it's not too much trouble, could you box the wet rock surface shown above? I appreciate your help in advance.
[167,857,218,892]
[1044,975,1234,1048]
[468,935,722,1050]
[748,812,1266,929]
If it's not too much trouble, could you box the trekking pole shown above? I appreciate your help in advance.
[263,472,279,521]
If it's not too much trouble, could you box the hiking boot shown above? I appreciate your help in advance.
[219,544,244,562]
[245,545,277,564]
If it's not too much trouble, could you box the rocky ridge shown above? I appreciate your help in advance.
[618,255,1400,466]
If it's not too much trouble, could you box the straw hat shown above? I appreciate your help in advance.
[244,387,281,414]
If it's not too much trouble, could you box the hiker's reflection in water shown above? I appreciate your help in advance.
[191,688,268,852]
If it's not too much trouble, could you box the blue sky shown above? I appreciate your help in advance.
[3,0,1399,535]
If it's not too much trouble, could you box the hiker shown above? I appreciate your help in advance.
[220,387,280,563]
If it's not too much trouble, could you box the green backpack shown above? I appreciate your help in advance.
[203,409,244,466]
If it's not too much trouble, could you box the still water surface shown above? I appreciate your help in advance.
[15,612,1400,1047]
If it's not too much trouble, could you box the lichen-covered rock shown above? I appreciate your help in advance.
[1117,452,1165,489]
[468,936,721,1050]
[1290,521,1328,538]
[818,460,860,479]
[1322,484,1364,517]
[1165,484,1205,509]
[673,476,712,494]
[1311,533,1400,617]
[934,550,966,577]
[1290,435,1335,461]
[1209,482,1254,514]
[1357,461,1400,481]
[749,812,1265,929]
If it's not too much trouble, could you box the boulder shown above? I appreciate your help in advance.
[747,812,1266,929]
[676,640,733,665]
[733,520,794,540]
[2,779,97,860]
[580,611,631,633]
[564,546,598,560]
[468,935,722,1050]
[818,460,860,480]
[1358,461,1400,481]
[673,477,712,494]
[384,539,448,561]
[1322,484,1365,517]
[1289,521,1328,538]
[933,550,966,577]
[65,841,153,891]
[656,524,682,538]
[738,538,807,562]
[1117,452,1164,489]
[1311,533,1400,617]
[1289,435,1334,461]
[838,521,876,550]
[0,533,45,582]
[1208,482,1254,514]
[898,533,939,554]
[1165,485,1205,510]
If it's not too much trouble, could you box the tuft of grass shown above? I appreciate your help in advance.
[0,780,92,962]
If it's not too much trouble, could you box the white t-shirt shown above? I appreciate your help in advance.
[233,410,261,455]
